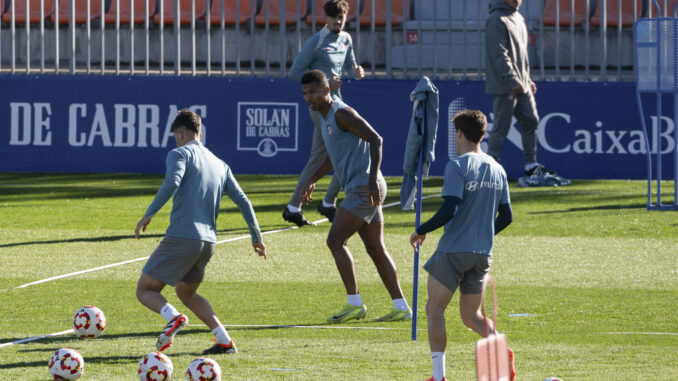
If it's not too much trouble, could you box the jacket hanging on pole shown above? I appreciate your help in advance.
[400,76,439,210]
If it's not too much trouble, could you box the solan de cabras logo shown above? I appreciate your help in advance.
[237,102,298,157]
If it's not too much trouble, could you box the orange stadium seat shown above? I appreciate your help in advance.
[590,0,644,27]
[255,0,307,25]
[153,0,208,25]
[105,0,157,24]
[306,0,360,25]
[52,0,104,24]
[541,0,588,27]
[209,0,256,25]
[645,0,678,17]
[360,0,409,26]
[2,0,54,23]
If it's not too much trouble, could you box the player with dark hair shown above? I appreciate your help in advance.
[299,70,411,323]
[409,109,515,381]
[135,109,267,355]
[284,0,365,226]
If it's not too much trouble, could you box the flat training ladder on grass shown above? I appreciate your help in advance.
[634,0,678,210]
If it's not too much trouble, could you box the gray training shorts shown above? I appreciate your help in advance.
[423,251,491,294]
[142,236,216,286]
[339,176,387,224]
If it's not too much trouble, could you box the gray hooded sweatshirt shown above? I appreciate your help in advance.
[485,0,532,94]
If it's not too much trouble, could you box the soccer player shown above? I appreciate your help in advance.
[299,70,411,323]
[409,110,514,381]
[134,109,267,355]
[284,0,365,226]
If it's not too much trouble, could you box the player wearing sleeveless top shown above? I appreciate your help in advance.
[298,70,412,323]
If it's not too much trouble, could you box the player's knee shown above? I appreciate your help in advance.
[426,299,445,317]
[326,235,343,252]
[460,310,482,329]
[175,286,195,302]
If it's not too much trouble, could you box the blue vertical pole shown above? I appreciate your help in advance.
[412,100,426,341]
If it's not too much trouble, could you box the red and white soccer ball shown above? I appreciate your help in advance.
[48,348,84,380]
[185,357,222,381]
[138,352,173,381]
[72,305,107,338]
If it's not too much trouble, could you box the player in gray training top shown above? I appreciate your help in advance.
[135,109,267,355]
[298,69,411,323]
[409,109,515,381]
[283,0,365,227]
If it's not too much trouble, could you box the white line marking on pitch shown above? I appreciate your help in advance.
[603,332,678,336]
[0,330,73,348]
[8,194,437,290]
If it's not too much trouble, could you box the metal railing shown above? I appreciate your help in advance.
[0,0,658,81]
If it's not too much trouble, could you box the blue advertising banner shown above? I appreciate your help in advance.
[0,75,675,180]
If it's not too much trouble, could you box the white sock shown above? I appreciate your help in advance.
[524,162,538,171]
[160,304,180,323]
[346,294,363,307]
[211,325,232,345]
[322,200,336,208]
[431,352,446,381]
[392,298,410,311]
[287,205,300,213]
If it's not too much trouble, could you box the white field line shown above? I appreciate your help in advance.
[603,331,678,336]
[0,330,73,348]
[10,195,437,290]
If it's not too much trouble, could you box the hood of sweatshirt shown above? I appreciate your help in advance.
[489,0,517,14]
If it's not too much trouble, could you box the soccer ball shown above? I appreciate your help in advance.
[138,352,173,381]
[543,378,563,381]
[48,348,84,380]
[185,357,222,381]
[72,305,107,338]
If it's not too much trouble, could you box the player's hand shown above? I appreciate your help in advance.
[135,216,152,239]
[511,83,525,96]
[330,76,342,91]
[530,81,537,94]
[252,242,267,260]
[367,179,381,207]
[353,62,365,79]
[300,183,316,205]
[410,231,426,250]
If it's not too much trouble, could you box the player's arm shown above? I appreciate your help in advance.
[223,166,266,259]
[135,150,185,239]
[409,196,460,249]
[300,155,333,205]
[289,36,317,82]
[342,36,364,79]
[494,203,513,234]
[334,107,383,205]
[485,19,521,92]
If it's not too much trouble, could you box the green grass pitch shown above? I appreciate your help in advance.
[0,173,676,380]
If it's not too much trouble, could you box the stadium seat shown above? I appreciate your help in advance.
[105,0,157,24]
[359,0,409,26]
[305,0,360,25]
[541,0,588,27]
[209,0,256,25]
[590,0,644,27]
[2,0,55,23]
[254,0,307,25]
[52,0,105,24]
[153,0,208,25]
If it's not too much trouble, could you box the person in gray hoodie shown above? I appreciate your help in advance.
[485,0,550,178]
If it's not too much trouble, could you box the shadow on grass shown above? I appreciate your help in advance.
[527,203,647,214]
[0,233,165,249]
